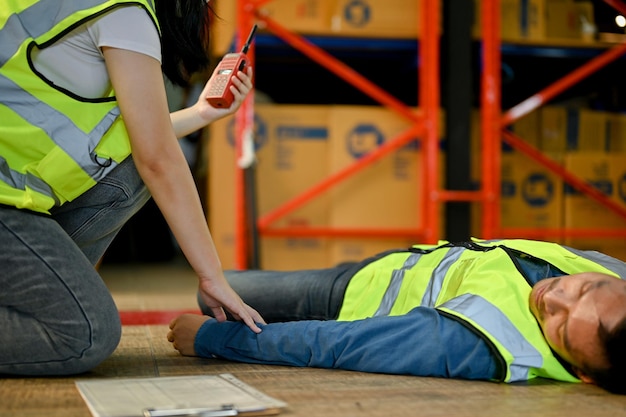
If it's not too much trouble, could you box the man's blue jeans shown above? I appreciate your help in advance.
[198,263,360,323]
[0,157,150,375]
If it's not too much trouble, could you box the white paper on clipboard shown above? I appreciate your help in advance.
[75,373,287,417]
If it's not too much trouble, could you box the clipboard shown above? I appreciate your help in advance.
[75,374,287,417]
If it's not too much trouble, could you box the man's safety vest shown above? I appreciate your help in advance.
[338,238,626,383]
[0,0,159,213]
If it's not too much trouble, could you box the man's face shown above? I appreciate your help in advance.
[529,272,626,382]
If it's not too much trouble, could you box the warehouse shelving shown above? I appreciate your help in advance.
[227,0,626,269]
[229,0,442,268]
[483,0,626,240]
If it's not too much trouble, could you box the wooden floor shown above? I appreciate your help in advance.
[3,258,626,417]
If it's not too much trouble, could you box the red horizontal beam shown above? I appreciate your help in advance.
[437,190,484,202]
[119,309,201,326]
[258,227,425,238]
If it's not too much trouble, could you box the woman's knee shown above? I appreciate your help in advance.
[54,313,122,375]
[0,311,121,376]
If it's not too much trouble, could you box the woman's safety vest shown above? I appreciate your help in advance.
[337,238,626,383]
[0,0,159,213]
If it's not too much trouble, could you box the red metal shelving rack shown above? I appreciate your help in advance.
[482,0,626,240]
[231,0,448,269]
[229,0,626,269]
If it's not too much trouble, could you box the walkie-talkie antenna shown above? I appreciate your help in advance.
[241,24,258,54]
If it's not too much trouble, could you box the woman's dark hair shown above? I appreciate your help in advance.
[154,0,212,86]
[583,315,626,394]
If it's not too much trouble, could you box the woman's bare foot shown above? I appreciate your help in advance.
[167,314,212,356]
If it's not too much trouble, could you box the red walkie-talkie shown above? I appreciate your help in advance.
[206,24,258,108]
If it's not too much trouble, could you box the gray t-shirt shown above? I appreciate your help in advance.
[31,6,161,99]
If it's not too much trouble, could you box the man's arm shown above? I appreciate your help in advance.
[192,307,500,381]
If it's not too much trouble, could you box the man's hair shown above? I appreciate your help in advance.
[155,0,212,86]
[585,315,626,394]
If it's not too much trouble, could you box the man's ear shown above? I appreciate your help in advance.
[572,366,596,384]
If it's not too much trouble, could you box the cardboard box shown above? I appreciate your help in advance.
[326,105,436,264]
[564,152,626,261]
[510,109,541,149]
[473,0,545,40]
[540,105,569,152]
[211,0,333,56]
[330,0,421,39]
[258,0,334,35]
[208,104,332,270]
[499,0,546,41]
[607,113,626,152]
[500,151,564,230]
[255,105,332,270]
[210,0,238,56]
[570,109,608,152]
[330,238,416,265]
[328,105,422,229]
[539,107,608,152]
[211,0,423,54]
[474,0,594,41]
[209,104,443,269]
[546,0,594,40]
[207,115,238,268]
[469,150,564,238]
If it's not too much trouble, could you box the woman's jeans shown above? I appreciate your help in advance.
[0,157,150,375]
[198,263,361,323]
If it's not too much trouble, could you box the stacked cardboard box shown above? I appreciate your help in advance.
[208,104,436,270]
[211,0,422,56]
[472,0,595,42]
[563,153,626,261]
[470,150,565,242]
[471,106,626,260]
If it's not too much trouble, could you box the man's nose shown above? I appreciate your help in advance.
[543,288,571,315]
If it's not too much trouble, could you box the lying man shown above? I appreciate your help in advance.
[167,238,626,394]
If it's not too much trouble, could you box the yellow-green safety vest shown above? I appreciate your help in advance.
[0,0,159,213]
[338,238,626,383]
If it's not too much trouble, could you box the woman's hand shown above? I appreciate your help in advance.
[196,66,254,121]
[169,66,253,138]
[197,273,265,334]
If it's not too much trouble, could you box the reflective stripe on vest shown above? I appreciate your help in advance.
[0,0,157,212]
[374,252,421,317]
[421,246,465,307]
[561,245,626,278]
[0,73,121,184]
[0,155,58,206]
[338,238,625,382]
[440,294,541,382]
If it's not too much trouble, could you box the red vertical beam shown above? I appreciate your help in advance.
[419,0,440,244]
[233,0,256,269]
[480,0,501,239]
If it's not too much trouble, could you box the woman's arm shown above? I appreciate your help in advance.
[169,67,253,139]
[103,47,263,332]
